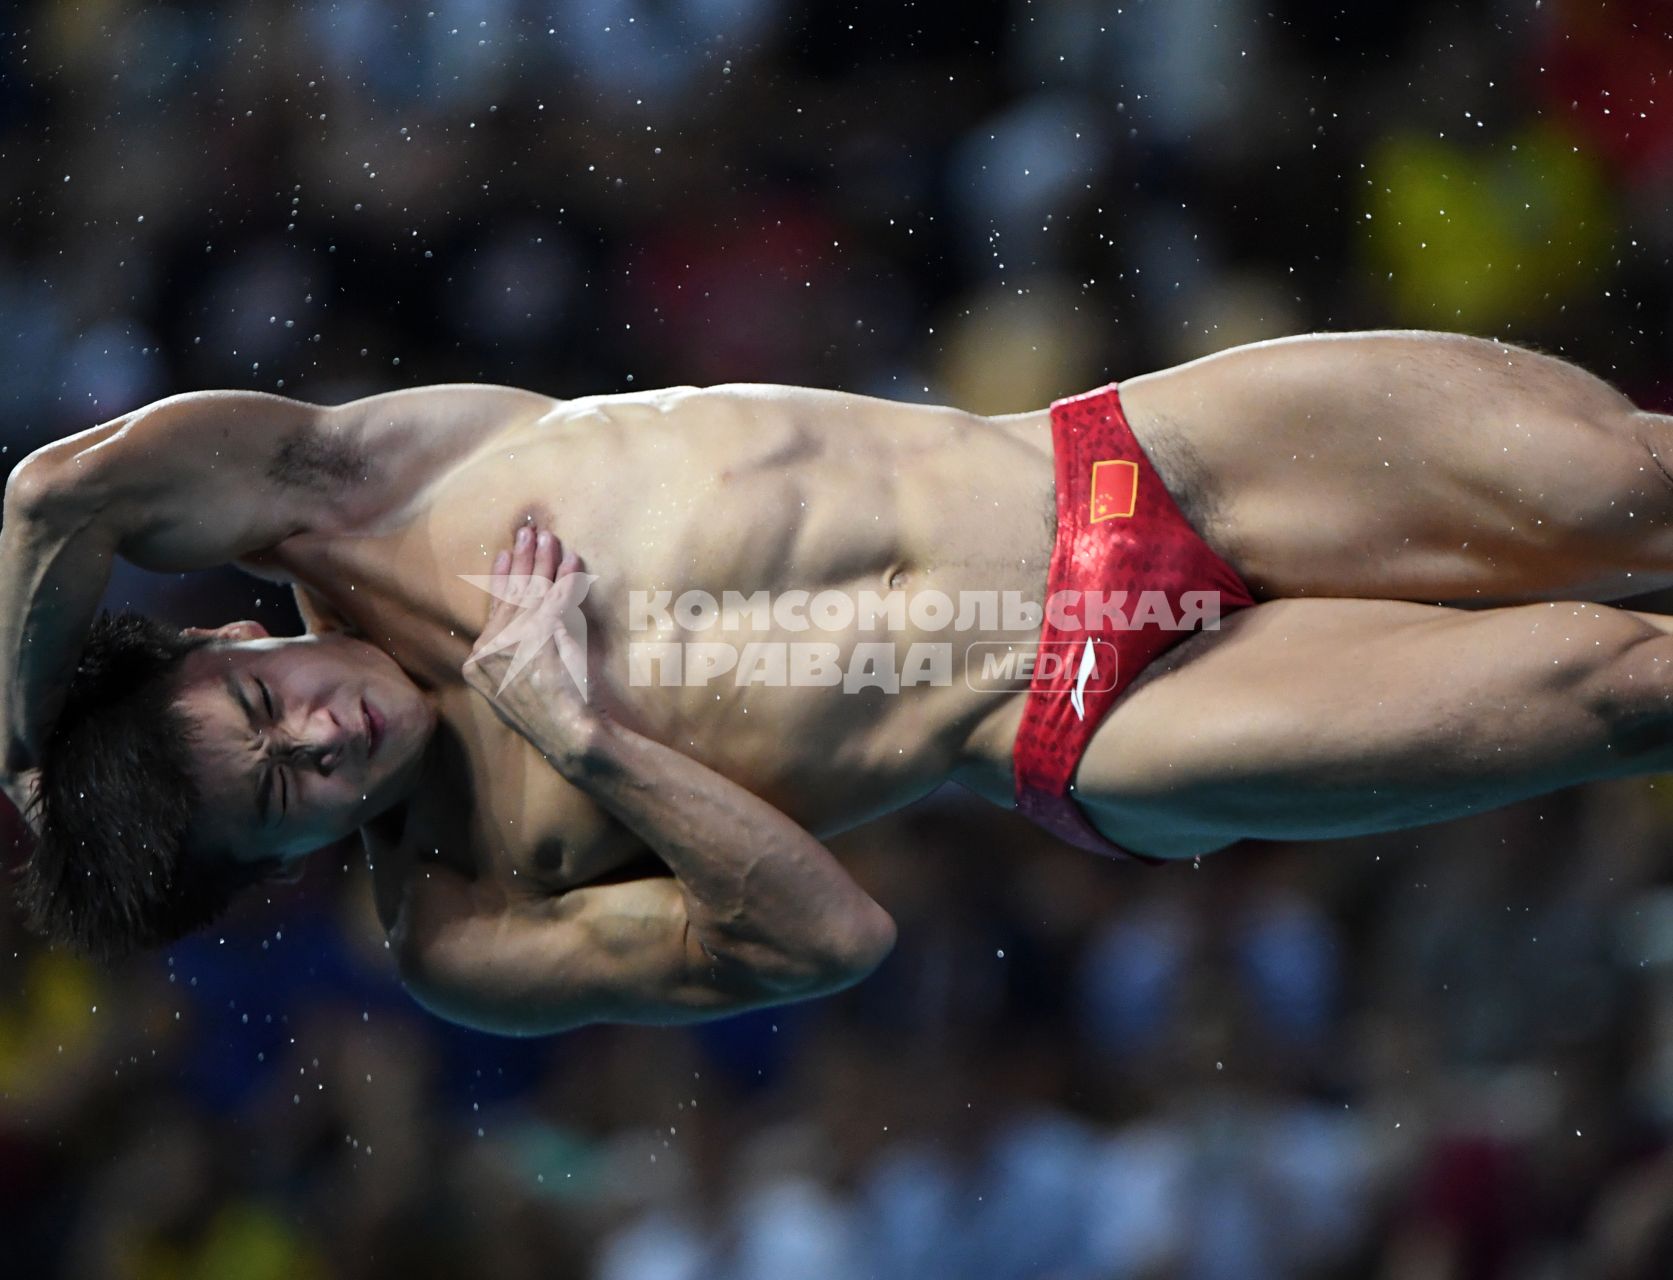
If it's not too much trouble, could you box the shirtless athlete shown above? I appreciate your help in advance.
[5,330,1673,1034]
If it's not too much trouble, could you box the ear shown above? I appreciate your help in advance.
[183,620,270,642]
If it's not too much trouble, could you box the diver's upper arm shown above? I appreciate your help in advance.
[36,383,560,572]
[22,390,361,571]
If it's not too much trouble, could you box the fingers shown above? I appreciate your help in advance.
[510,524,537,597]
[482,526,579,643]
[557,545,580,576]
[485,525,541,626]
[470,523,593,699]
[548,560,590,616]
[483,547,514,623]
[533,528,558,581]
[498,525,575,585]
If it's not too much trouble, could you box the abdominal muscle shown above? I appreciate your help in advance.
[563,400,1060,837]
[298,385,1065,892]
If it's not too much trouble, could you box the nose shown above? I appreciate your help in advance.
[278,739,338,777]
[276,707,355,776]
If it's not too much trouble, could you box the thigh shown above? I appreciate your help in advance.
[1121,331,1667,604]
[1075,597,1667,856]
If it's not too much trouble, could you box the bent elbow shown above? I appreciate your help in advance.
[800,906,898,996]
[694,904,898,1004]
[848,904,898,974]
[4,453,78,525]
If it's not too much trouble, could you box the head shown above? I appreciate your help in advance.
[18,611,435,960]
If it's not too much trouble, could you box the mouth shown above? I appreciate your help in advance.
[361,697,385,759]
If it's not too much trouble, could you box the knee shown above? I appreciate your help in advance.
[1531,411,1672,555]
[1572,608,1673,751]
[1629,411,1673,497]
[1596,410,1673,522]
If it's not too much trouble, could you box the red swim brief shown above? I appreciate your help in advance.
[1011,383,1255,863]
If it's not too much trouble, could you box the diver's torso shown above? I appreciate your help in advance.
[268,384,1056,910]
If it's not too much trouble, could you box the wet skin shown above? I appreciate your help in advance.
[154,334,1673,907]
[174,626,436,867]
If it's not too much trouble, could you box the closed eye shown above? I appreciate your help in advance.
[261,762,290,825]
[229,673,285,828]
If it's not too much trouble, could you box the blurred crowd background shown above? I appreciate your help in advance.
[4,0,1673,1277]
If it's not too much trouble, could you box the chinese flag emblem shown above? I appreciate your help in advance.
[1089,460,1139,523]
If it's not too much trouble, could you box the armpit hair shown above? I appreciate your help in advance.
[266,429,371,492]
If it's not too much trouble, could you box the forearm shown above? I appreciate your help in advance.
[541,715,896,989]
[0,471,120,774]
[397,703,895,1033]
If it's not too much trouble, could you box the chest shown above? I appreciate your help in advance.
[362,684,647,929]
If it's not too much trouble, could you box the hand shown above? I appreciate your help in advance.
[461,525,601,764]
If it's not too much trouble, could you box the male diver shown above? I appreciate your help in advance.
[6,331,1673,1032]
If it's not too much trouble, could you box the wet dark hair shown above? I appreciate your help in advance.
[15,611,276,960]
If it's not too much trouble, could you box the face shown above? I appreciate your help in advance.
[174,622,437,870]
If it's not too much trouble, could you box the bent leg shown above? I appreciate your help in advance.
[1075,598,1673,858]
[1120,331,1673,605]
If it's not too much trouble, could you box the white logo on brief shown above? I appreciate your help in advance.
[1070,636,1098,721]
